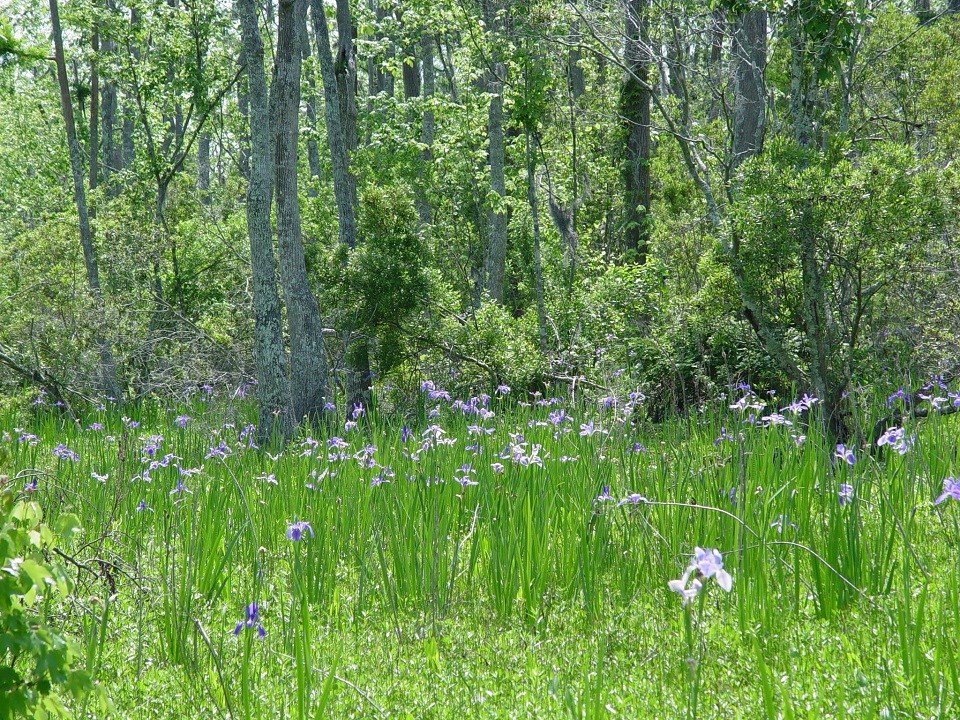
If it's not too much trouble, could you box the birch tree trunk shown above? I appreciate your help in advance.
[49,0,121,400]
[272,0,330,422]
[237,0,295,442]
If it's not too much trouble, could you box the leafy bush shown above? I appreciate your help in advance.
[0,487,102,719]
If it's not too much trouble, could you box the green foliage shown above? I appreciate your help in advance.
[349,185,431,375]
[434,300,546,390]
[0,489,102,719]
[731,141,954,380]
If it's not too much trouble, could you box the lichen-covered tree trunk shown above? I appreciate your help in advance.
[331,0,372,412]
[237,0,295,443]
[299,12,322,195]
[731,8,766,169]
[49,0,121,400]
[413,36,436,228]
[88,27,100,190]
[310,0,356,250]
[197,132,211,203]
[272,0,330,423]
[526,130,547,354]
[484,68,508,303]
[621,0,651,263]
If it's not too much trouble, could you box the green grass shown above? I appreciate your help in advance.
[3,387,960,718]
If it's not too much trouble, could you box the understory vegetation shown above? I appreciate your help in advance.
[4,382,960,717]
[3,0,960,717]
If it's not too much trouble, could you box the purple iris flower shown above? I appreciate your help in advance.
[286,521,314,541]
[934,477,960,505]
[52,444,80,462]
[400,425,412,443]
[668,547,733,605]
[714,427,734,446]
[835,444,856,466]
[838,483,854,506]
[233,602,265,638]
[887,388,907,407]
[205,440,232,460]
[877,426,914,455]
[595,486,614,503]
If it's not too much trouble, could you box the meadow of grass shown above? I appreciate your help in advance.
[3,382,960,719]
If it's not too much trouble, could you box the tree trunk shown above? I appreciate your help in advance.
[310,0,357,249]
[300,12,322,195]
[568,16,585,101]
[621,0,651,263]
[731,8,766,169]
[49,0,121,400]
[415,33,435,227]
[100,1,118,186]
[787,7,819,150]
[707,9,724,121]
[197,132,211,203]
[401,34,421,100]
[237,0,295,443]
[484,68,508,303]
[272,0,330,423]
[333,0,372,412]
[237,44,251,180]
[526,131,547,354]
[121,107,135,171]
[101,73,118,184]
[89,26,100,190]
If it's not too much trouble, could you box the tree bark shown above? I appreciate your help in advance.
[197,132,211,203]
[707,9,724,121]
[731,8,766,169]
[237,0,295,442]
[526,131,547,354]
[621,0,651,263]
[100,68,118,184]
[415,33,435,227]
[484,68,508,302]
[49,0,121,400]
[237,43,251,180]
[300,12,322,195]
[89,26,100,190]
[272,0,330,422]
[310,0,357,249]
[332,0,372,412]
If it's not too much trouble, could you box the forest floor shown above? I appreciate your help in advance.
[4,385,960,719]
